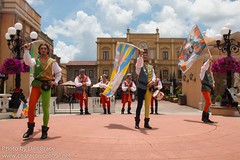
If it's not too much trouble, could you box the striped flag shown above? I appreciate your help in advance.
[178,25,206,73]
[102,42,138,97]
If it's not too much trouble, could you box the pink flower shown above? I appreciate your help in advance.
[0,58,24,74]
[211,56,240,74]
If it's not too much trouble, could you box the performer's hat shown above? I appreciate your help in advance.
[80,68,85,72]
[126,73,132,77]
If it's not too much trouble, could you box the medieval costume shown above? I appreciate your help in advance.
[200,58,215,123]
[135,50,156,129]
[150,78,163,114]
[98,74,111,114]
[23,43,62,139]
[121,73,136,114]
[75,69,91,115]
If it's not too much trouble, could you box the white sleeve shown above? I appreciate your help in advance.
[200,59,210,81]
[131,82,137,92]
[135,56,143,75]
[86,77,91,86]
[52,62,62,83]
[23,50,36,67]
[122,82,128,91]
[74,77,82,87]
[99,82,107,88]
[158,80,163,90]
[151,68,156,81]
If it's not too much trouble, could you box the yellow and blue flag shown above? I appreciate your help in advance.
[102,42,137,97]
[178,25,206,73]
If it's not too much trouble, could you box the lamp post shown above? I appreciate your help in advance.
[215,23,240,106]
[5,22,38,109]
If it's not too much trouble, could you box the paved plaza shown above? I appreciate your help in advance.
[0,100,240,160]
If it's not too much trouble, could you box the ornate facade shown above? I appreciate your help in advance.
[96,28,184,84]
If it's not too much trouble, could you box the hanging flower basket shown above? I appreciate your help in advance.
[22,62,30,73]
[0,58,24,74]
[211,56,240,74]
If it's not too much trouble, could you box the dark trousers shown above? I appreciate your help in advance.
[136,88,146,119]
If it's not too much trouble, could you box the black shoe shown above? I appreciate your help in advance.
[135,117,140,129]
[85,108,91,115]
[144,118,152,129]
[127,107,132,114]
[41,126,49,139]
[23,122,35,138]
[150,108,154,114]
[155,112,159,114]
[121,108,124,114]
[103,109,107,114]
[107,109,111,114]
[80,109,83,115]
[202,111,214,123]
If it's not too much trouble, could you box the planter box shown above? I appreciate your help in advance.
[210,106,240,117]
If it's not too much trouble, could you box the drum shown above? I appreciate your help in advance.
[153,90,164,101]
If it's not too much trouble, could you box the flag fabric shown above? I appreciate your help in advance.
[102,42,138,97]
[15,102,28,118]
[21,103,29,118]
[178,25,206,73]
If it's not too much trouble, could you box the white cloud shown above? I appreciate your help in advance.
[44,11,110,63]
[54,41,79,63]
[96,0,134,34]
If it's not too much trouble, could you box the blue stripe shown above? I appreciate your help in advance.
[119,47,135,71]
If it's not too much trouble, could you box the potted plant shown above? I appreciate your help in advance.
[215,95,222,106]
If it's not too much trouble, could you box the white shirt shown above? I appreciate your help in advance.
[155,79,163,90]
[200,59,210,81]
[74,76,91,87]
[121,81,136,92]
[23,50,62,83]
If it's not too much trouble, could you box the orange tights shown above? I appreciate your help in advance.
[202,91,212,112]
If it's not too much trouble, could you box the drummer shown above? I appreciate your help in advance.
[150,77,163,114]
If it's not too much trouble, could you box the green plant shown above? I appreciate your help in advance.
[215,95,222,102]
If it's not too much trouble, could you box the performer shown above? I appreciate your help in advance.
[75,68,91,115]
[98,74,111,114]
[150,77,163,114]
[121,73,136,114]
[200,58,215,123]
[135,49,156,129]
[23,43,62,139]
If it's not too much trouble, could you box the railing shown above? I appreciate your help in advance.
[48,97,116,114]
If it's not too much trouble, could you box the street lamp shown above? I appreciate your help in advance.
[5,22,38,109]
[215,23,240,106]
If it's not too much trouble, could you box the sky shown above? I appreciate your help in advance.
[26,0,240,63]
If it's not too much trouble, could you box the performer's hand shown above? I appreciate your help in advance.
[82,82,86,87]
[139,48,144,56]
[24,43,30,50]
[147,80,154,87]
[49,81,57,86]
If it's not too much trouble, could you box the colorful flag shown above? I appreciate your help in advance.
[102,42,138,97]
[178,25,206,73]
